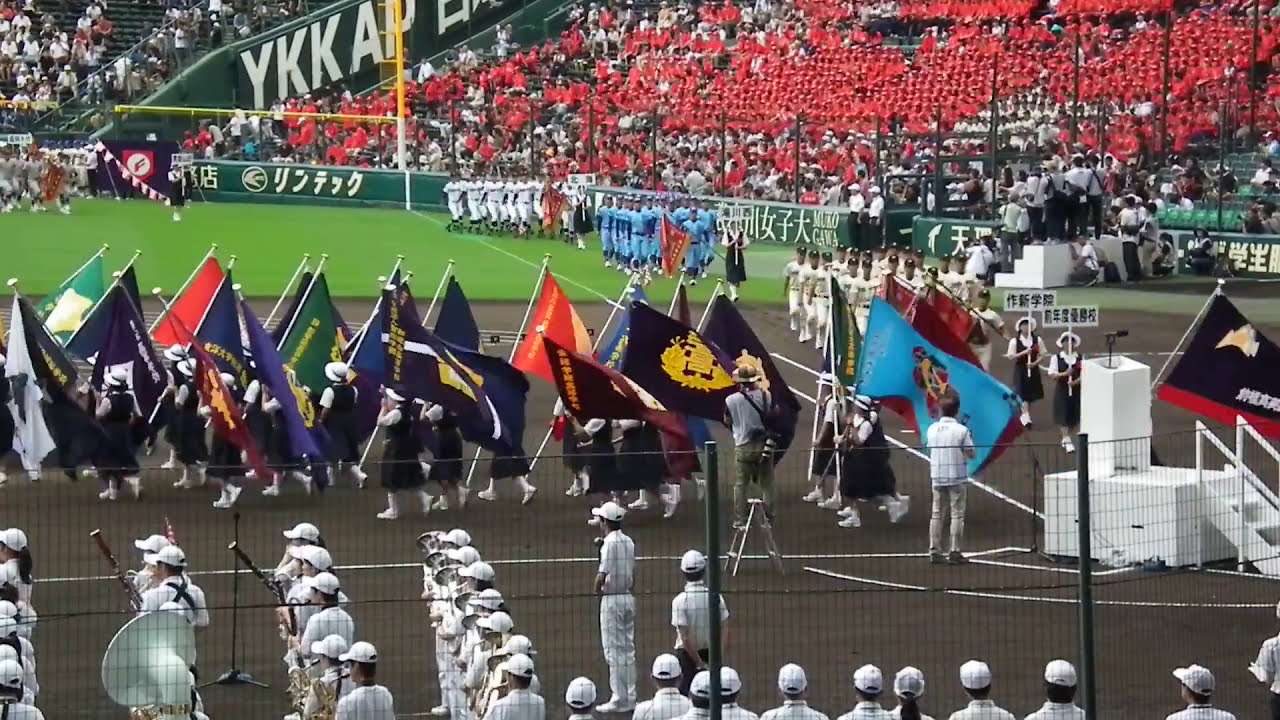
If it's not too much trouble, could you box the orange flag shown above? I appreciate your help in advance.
[660,216,691,277]
[153,257,224,347]
[513,273,591,384]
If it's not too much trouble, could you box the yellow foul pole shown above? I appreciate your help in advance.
[393,0,409,209]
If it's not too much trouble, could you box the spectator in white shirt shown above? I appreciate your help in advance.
[837,665,892,720]
[1023,661,1084,720]
[947,661,1015,720]
[670,550,729,695]
[761,664,828,720]
[890,667,933,720]
[1252,160,1275,187]
[1166,665,1235,720]
[925,396,975,564]
[1068,236,1099,286]
[633,655,692,720]
[1250,602,1280,715]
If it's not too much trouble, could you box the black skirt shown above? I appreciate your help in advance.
[174,408,209,465]
[324,410,360,463]
[207,435,243,480]
[840,446,896,500]
[428,428,464,486]
[98,419,140,479]
[382,440,428,491]
[562,431,589,473]
[0,405,13,457]
[616,426,664,491]
[489,453,530,481]
[585,434,622,494]
[1053,382,1081,428]
[812,431,839,479]
[724,245,747,284]
[1012,362,1045,404]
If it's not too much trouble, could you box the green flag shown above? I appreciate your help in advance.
[829,276,861,386]
[278,274,346,391]
[37,253,106,343]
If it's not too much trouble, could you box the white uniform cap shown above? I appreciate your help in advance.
[565,676,597,709]
[502,635,535,657]
[444,529,472,548]
[680,550,707,573]
[0,602,15,621]
[1173,665,1214,695]
[290,545,333,571]
[339,641,377,664]
[778,663,807,694]
[652,654,682,680]
[1044,660,1077,687]
[134,534,170,553]
[447,546,482,566]
[0,619,15,638]
[894,667,925,698]
[591,501,626,522]
[310,572,340,595]
[459,561,495,582]
[323,362,349,382]
[0,645,16,664]
[853,664,883,694]
[144,545,186,568]
[283,522,321,542]
[0,659,20,689]
[959,660,992,690]
[163,344,187,362]
[0,529,27,552]
[311,634,349,659]
[478,611,513,634]
[474,588,504,610]
[500,653,535,678]
[719,667,742,695]
[690,670,712,699]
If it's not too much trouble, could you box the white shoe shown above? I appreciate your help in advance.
[817,496,841,510]
[174,475,197,489]
[81,467,98,478]
[888,496,909,523]
[225,485,243,506]
[1020,409,1033,427]
[604,261,612,268]
[597,701,635,714]
[430,707,448,717]
[838,506,856,517]
[161,457,178,470]
[627,497,650,511]
[98,487,118,501]
[212,489,231,509]
[458,487,470,508]
[798,333,811,343]
[376,507,399,520]
[245,468,257,479]
[838,513,862,528]
[477,489,497,502]
[126,477,141,499]
[351,466,368,487]
[566,484,584,497]
[432,496,449,511]
[521,486,537,505]
[1062,437,1075,454]
[802,488,824,503]
[262,484,281,497]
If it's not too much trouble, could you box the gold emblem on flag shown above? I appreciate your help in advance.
[660,332,734,392]
[284,367,316,428]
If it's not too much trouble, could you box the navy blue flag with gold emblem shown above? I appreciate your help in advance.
[242,299,331,487]
[1158,294,1280,437]
[435,277,482,352]
[701,294,801,460]
[195,272,250,388]
[621,301,736,421]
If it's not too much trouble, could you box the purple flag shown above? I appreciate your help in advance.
[89,285,165,419]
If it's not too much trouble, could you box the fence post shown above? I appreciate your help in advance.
[704,440,722,720]
[1076,433,1097,720]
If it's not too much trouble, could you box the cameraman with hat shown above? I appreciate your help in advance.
[723,364,775,529]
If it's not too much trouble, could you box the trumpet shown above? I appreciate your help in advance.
[416,531,445,556]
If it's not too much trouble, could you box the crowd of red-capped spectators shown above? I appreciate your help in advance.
[200,0,1280,207]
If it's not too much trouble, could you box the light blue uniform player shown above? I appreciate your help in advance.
[641,202,661,265]
[614,200,634,271]
[598,196,616,267]
[700,204,719,274]
[682,209,710,283]
[629,200,648,271]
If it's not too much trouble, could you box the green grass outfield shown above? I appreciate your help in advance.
[6,200,1271,320]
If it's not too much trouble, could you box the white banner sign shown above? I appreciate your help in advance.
[1003,290,1057,312]
[1041,305,1100,327]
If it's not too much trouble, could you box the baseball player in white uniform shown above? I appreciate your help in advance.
[849,259,879,337]
[466,179,485,230]
[515,178,535,236]
[445,176,465,231]
[783,247,808,334]
[803,252,833,350]
[484,178,504,233]
[502,179,519,232]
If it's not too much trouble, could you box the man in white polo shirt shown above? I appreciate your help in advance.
[634,655,693,720]
[1167,665,1235,720]
[947,661,1014,720]
[925,396,976,565]
[595,501,637,712]
[762,664,828,720]
[670,550,729,695]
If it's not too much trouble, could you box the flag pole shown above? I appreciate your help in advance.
[695,280,725,331]
[274,255,330,352]
[346,256,405,353]
[64,249,142,348]
[191,255,236,339]
[149,244,216,332]
[524,271,638,475]
[45,243,109,301]
[264,254,311,329]
[1150,279,1224,392]
[666,275,684,316]
[422,259,456,326]
[356,271,414,471]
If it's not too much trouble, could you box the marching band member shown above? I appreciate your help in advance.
[482,653,544,720]
[838,396,906,529]
[890,667,932,720]
[95,368,143,501]
[172,359,210,490]
[0,618,35,701]
[1047,332,1083,454]
[965,290,1006,372]
[133,534,172,594]
[0,603,34,643]
[0,531,33,609]
[567,677,598,720]
[464,612,515,698]
[761,664,826,720]
[295,634,352,720]
[0,659,41,720]
[137,546,210,630]
[336,642,395,720]
[275,523,326,584]
[320,362,368,488]
[206,372,248,509]
[280,546,344,640]
[807,376,842,511]
[292,573,355,667]
[634,655,691,720]
[783,247,807,334]
[375,389,433,521]
[1005,317,1046,427]
[428,572,469,720]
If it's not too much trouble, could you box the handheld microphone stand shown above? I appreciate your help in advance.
[202,511,269,688]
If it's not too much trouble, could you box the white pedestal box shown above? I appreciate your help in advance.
[994,244,1072,289]
[1081,356,1152,480]
[1043,467,1237,567]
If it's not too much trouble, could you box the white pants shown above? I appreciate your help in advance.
[516,202,531,223]
[929,484,967,554]
[970,342,993,370]
[435,633,465,719]
[807,297,831,338]
[486,202,502,221]
[599,593,636,705]
[468,201,483,221]
[502,202,516,221]
[855,306,870,337]
[448,199,464,220]
[788,291,804,323]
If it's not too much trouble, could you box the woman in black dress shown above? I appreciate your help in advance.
[476,451,537,507]
[808,378,842,510]
[94,369,141,501]
[172,359,209,490]
[1047,331,1083,454]
[721,229,749,302]
[259,372,314,497]
[1004,316,1047,427]
[558,399,590,497]
[577,417,620,501]
[423,399,464,509]
[205,372,247,509]
[375,388,431,520]
[154,345,187,468]
[837,395,906,529]
[320,361,366,487]
[617,419,668,512]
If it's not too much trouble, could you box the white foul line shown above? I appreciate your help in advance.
[803,566,1274,609]
[771,351,1042,520]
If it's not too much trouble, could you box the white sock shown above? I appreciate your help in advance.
[418,490,432,512]
[517,476,534,492]
[485,479,496,494]
[384,493,400,514]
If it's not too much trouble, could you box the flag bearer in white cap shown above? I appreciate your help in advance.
[762,664,829,720]
[634,655,692,720]
[890,667,932,720]
[275,523,326,583]
[567,677,598,720]
[374,387,433,520]
[320,361,368,488]
[1252,601,1280,720]
[1024,660,1083,720]
[336,642,395,720]
[947,661,1014,720]
[670,551,729,696]
[594,501,637,712]
[1167,665,1235,720]
[837,665,892,720]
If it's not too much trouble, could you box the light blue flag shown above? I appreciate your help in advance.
[855,298,1023,474]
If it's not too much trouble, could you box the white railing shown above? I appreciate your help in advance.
[1196,420,1280,572]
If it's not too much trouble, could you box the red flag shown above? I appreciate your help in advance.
[153,257,223,347]
[912,299,983,368]
[879,275,980,368]
[879,274,917,314]
[512,273,591,384]
[660,216,692,277]
[542,182,566,231]
[541,335,696,477]
[163,517,177,546]
[921,287,976,344]
[167,311,272,482]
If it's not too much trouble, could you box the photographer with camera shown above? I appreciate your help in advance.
[723,364,776,530]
